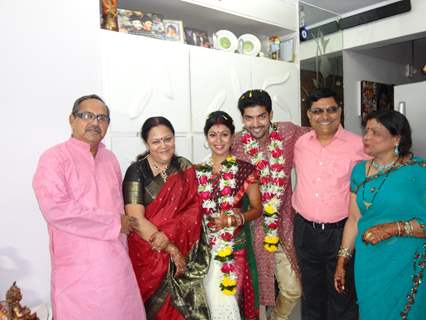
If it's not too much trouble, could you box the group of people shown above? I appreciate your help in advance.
[33,88,425,320]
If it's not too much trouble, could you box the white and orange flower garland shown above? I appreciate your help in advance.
[196,155,239,295]
[240,124,286,252]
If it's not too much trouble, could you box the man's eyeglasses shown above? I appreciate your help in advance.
[74,111,110,123]
[309,105,340,115]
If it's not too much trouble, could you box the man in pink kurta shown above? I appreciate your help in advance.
[292,88,367,320]
[232,89,309,320]
[33,95,146,320]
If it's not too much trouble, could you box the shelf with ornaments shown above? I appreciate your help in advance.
[100,0,300,62]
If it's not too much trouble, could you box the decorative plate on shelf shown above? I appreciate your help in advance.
[238,33,261,56]
[215,30,238,52]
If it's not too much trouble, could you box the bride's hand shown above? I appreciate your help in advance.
[208,214,232,232]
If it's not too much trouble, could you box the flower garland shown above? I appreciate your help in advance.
[240,124,286,252]
[196,155,239,295]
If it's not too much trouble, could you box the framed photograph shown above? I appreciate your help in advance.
[148,13,165,39]
[184,28,211,48]
[117,9,164,39]
[279,38,294,62]
[163,19,184,43]
[360,80,394,121]
[117,9,143,33]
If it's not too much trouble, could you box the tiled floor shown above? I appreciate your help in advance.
[259,302,301,320]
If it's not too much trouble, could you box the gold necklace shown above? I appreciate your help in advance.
[149,156,169,182]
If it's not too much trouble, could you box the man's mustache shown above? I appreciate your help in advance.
[85,125,101,133]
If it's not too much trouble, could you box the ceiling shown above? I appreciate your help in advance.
[300,0,396,15]
[300,0,400,26]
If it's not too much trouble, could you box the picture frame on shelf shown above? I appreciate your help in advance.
[163,19,184,43]
[268,36,280,60]
[279,38,294,62]
[116,9,164,40]
[360,80,394,122]
[149,13,166,39]
[117,8,142,33]
[184,28,211,48]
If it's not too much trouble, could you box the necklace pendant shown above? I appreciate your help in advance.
[370,187,376,193]
[363,201,372,209]
[159,170,168,182]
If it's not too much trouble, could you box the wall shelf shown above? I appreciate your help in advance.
[101,0,301,169]
[117,0,298,37]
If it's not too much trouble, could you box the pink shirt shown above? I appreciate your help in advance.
[33,138,145,320]
[292,126,367,223]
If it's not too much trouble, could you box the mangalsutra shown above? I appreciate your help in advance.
[157,167,168,182]
[149,156,169,182]
[362,161,393,209]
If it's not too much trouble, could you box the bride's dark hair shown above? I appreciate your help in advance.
[204,111,235,136]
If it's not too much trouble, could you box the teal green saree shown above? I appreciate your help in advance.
[351,157,426,319]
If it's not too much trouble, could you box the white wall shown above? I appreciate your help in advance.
[342,49,408,134]
[395,81,426,158]
[0,0,102,305]
[0,0,301,308]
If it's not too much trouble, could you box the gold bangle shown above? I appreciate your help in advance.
[337,247,352,259]
[403,220,413,236]
[149,230,161,243]
[235,214,242,227]
[240,213,246,225]
[227,216,232,227]
[396,221,402,236]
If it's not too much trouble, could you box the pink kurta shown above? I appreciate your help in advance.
[232,122,309,306]
[33,138,146,320]
[292,125,367,222]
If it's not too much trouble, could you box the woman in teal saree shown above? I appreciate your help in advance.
[334,110,426,320]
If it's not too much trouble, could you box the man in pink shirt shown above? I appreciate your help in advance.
[292,88,366,320]
[33,95,146,320]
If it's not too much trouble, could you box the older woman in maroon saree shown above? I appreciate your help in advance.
[123,117,210,320]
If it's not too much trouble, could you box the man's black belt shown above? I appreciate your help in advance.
[297,214,347,230]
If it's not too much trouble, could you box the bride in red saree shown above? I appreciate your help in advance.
[123,117,210,319]
[196,111,262,320]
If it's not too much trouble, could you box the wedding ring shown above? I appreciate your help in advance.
[365,232,373,239]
